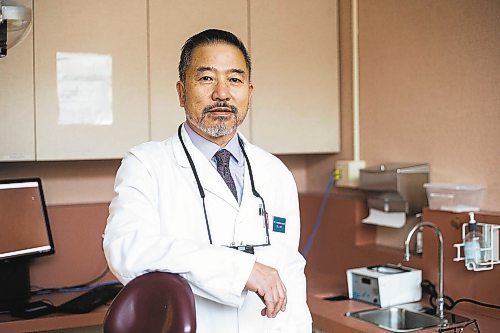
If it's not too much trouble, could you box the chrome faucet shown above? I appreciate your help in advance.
[404,221,445,320]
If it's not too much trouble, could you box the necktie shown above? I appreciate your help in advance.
[214,149,238,200]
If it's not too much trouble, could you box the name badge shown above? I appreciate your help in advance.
[273,216,286,233]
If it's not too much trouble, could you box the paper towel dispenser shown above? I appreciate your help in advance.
[359,163,430,228]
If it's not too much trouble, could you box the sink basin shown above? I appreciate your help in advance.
[345,307,443,332]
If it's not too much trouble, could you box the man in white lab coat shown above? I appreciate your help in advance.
[103,29,312,332]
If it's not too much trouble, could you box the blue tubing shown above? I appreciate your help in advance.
[301,175,335,258]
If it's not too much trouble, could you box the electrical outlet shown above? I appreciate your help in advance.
[335,160,366,188]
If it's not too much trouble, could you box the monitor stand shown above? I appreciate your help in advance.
[0,260,31,311]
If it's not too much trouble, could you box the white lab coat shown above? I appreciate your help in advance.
[103,126,312,333]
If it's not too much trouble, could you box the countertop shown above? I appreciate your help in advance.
[0,289,109,333]
[306,270,499,333]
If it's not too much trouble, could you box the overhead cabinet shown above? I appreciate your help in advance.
[33,0,149,160]
[1,0,339,161]
[149,0,340,154]
[0,0,35,161]
[250,0,340,154]
[148,0,250,141]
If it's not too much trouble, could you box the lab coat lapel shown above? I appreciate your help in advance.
[238,160,257,220]
[238,134,264,220]
[194,153,239,209]
[236,136,271,245]
[173,126,239,210]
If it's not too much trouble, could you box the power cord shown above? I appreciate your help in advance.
[421,279,500,311]
[30,266,117,296]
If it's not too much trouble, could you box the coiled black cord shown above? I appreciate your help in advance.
[421,279,500,311]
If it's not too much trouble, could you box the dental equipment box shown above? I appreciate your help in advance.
[347,264,422,307]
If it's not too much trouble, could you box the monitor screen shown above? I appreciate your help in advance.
[0,178,55,263]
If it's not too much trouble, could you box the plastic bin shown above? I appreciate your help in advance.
[424,183,486,212]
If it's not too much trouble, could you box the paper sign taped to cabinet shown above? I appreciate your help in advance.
[56,52,113,125]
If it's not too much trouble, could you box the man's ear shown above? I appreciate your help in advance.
[249,82,254,100]
[176,81,185,107]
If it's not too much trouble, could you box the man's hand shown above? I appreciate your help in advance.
[245,262,287,318]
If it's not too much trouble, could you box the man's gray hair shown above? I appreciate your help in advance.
[178,29,251,83]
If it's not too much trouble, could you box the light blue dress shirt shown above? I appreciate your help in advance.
[184,123,245,204]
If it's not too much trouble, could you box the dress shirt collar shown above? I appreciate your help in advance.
[183,122,243,166]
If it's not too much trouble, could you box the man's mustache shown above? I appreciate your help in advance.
[203,102,238,114]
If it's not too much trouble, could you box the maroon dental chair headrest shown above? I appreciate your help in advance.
[103,272,196,333]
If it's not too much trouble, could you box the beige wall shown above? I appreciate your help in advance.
[358,0,500,212]
[0,161,119,206]
[303,0,500,213]
[1,0,499,214]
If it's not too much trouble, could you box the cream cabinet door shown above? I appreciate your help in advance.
[149,0,249,141]
[34,0,149,160]
[0,0,35,161]
[250,0,340,154]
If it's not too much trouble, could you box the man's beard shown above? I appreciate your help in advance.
[187,102,240,138]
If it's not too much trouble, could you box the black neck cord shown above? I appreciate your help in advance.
[238,136,271,244]
[178,124,212,243]
[177,124,269,245]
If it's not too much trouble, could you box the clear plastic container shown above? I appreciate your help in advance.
[424,183,486,212]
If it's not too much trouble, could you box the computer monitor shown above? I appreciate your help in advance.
[0,178,55,309]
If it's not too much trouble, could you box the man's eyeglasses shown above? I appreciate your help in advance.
[438,319,480,333]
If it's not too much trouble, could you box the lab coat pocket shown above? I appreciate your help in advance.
[255,213,289,269]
